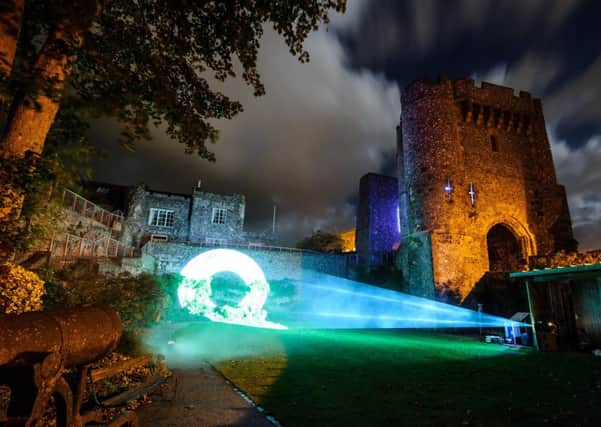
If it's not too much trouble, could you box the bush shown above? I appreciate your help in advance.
[0,263,45,314]
[154,273,193,322]
[529,250,601,270]
[43,267,167,330]
[296,231,344,252]
[0,155,64,260]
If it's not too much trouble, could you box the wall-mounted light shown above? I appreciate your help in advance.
[444,178,453,202]
[468,182,476,207]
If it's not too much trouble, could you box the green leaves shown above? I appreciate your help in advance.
[1,0,345,254]
[65,0,346,160]
[296,230,345,252]
[0,154,63,258]
[6,0,346,159]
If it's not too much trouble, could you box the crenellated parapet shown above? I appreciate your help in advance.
[403,77,543,137]
[403,77,540,110]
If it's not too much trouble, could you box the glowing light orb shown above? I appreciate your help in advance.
[178,249,286,329]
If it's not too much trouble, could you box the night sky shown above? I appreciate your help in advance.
[91,0,601,249]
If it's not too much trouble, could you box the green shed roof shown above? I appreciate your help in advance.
[509,263,601,282]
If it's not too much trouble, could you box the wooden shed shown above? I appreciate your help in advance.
[510,264,601,351]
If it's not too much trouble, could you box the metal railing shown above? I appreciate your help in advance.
[200,240,310,253]
[49,233,136,258]
[61,189,124,229]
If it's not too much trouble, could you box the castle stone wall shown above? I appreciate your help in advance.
[396,231,435,298]
[123,186,191,245]
[142,242,349,281]
[398,77,575,299]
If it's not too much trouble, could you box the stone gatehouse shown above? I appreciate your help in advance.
[397,77,576,299]
[356,77,576,300]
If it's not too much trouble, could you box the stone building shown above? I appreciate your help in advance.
[396,77,576,299]
[355,173,400,265]
[34,182,276,274]
[122,183,270,248]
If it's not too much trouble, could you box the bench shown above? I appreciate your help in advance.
[82,354,169,426]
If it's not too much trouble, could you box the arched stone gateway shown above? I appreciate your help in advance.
[485,218,536,273]
[487,224,522,272]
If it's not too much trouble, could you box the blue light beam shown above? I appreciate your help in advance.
[178,249,526,331]
[267,269,527,330]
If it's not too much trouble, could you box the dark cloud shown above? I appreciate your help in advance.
[340,0,588,74]
[338,0,601,250]
[92,15,400,244]
[545,55,601,127]
[550,133,601,250]
[472,52,601,250]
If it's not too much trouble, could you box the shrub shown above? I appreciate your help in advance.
[41,267,191,356]
[529,249,601,270]
[0,263,45,314]
[296,231,344,252]
[43,267,167,330]
[0,155,65,260]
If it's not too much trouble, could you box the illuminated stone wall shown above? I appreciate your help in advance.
[188,189,245,243]
[141,242,349,280]
[397,77,575,299]
[123,185,249,247]
[124,185,191,246]
[356,173,400,265]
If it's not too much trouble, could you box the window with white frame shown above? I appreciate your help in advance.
[148,208,175,227]
[211,207,227,224]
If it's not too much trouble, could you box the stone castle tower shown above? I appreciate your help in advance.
[396,77,575,299]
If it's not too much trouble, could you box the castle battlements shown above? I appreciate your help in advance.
[402,77,542,116]
[401,77,544,138]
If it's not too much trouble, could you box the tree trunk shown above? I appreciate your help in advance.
[0,1,101,257]
[0,29,82,158]
[0,0,24,80]
[0,28,80,229]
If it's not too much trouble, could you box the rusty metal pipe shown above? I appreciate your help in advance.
[0,305,121,368]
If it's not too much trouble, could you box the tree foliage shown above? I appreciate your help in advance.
[296,230,344,253]
[0,0,345,255]
[529,250,601,270]
[0,134,96,260]
[0,262,45,314]
[1,0,346,159]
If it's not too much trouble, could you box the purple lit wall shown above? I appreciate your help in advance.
[355,173,400,265]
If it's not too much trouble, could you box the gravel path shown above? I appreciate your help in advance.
[137,363,276,427]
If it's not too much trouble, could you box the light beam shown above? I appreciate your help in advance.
[178,249,526,332]
[267,269,527,330]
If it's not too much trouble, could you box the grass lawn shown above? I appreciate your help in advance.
[173,324,601,427]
